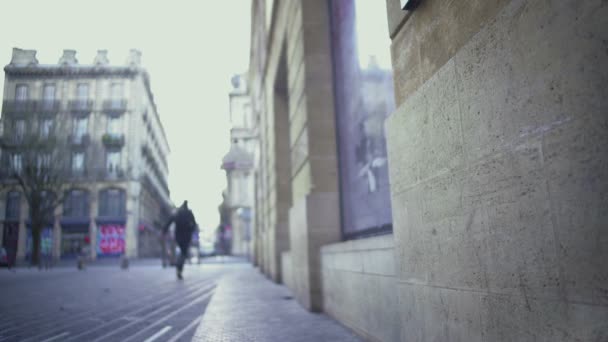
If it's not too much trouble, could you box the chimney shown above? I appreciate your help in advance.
[58,49,78,66]
[93,50,109,66]
[9,48,39,66]
[126,49,142,67]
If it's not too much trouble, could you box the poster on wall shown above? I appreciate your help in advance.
[97,224,126,256]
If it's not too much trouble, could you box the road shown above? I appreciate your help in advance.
[0,260,235,342]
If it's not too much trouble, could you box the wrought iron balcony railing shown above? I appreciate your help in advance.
[68,134,91,146]
[68,99,94,113]
[102,133,125,148]
[2,100,36,114]
[37,100,61,114]
[103,99,127,116]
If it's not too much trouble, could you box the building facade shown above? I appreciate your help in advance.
[0,48,172,263]
[221,74,257,258]
[250,0,608,341]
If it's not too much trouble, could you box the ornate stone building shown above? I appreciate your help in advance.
[0,48,172,263]
[220,74,257,258]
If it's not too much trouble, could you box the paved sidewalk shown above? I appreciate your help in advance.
[192,265,362,342]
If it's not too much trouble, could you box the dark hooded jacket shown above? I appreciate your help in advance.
[164,206,197,246]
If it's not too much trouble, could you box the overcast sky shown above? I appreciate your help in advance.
[0,0,251,232]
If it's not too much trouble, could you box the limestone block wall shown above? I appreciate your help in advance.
[386,0,608,340]
[321,235,399,342]
[281,251,294,292]
[251,0,341,311]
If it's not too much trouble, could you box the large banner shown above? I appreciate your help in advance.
[97,224,125,256]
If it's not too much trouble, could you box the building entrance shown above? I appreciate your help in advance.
[61,231,89,258]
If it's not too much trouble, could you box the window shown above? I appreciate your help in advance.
[42,84,56,110]
[5,191,21,221]
[73,117,88,140]
[99,188,126,217]
[71,152,84,173]
[106,151,121,173]
[76,83,89,109]
[15,84,28,101]
[37,153,51,170]
[107,117,121,135]
[63,189,89,218]
[110,83,123,109]
[76,83,89,100]
[10,153,22,173]
[40,119,53,138]
[14,120,25,142]
[110,83,123,99]
[330,0,394,237]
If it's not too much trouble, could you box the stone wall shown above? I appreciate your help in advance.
[251,0,342,311]
[321,235,399,342]
[386,0,608,340]
[281,251,294,292]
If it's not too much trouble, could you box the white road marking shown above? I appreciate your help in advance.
[91,287,215,342]
[119,291,215,342]
[166,315,203,342]
[40,332,70,342]
[142,326,172,342]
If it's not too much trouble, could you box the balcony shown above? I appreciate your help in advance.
[68,134,91,147]
[0,135,24,148]
[103,99,127,117]
[37,100,61,115]
[68,100,94,115]
[102,133,125,148]
[100,166,126,181]
[70,167,89,179]
[2,100,36,115]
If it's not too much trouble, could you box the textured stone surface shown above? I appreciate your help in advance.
[193,265,361,342]
[321,235,399,342]
[387,0,608,340]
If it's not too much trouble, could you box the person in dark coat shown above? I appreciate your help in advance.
[163,200,197,279]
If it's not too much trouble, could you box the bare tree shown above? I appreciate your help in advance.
[1,112,71,266]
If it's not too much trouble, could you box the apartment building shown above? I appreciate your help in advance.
[0,48,172,263]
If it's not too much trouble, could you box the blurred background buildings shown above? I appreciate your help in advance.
[0,48,172,263]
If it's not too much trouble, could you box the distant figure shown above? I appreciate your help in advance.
[163,201,197,279]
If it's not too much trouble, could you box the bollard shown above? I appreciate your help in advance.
[120,255,129,269]
[77,256,85,270]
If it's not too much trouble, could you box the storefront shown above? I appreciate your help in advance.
[60,220,90,259]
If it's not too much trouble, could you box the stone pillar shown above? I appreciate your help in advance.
[53,219,61,261]
[125,182,140,258]
[89,189,98,261]
[286,0,341,311]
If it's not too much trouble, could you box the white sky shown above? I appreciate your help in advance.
[0,0,251,232]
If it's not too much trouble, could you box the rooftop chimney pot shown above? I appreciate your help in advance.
[126,49,142,67]
[10,48,39,66]
[58,49,78,66]
[93,50,109,66]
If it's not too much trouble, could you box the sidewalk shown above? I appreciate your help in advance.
[192,265,362,342]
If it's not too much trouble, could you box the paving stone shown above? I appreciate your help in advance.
[192,266,362,342]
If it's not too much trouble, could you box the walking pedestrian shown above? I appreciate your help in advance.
[163,200,197,279]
